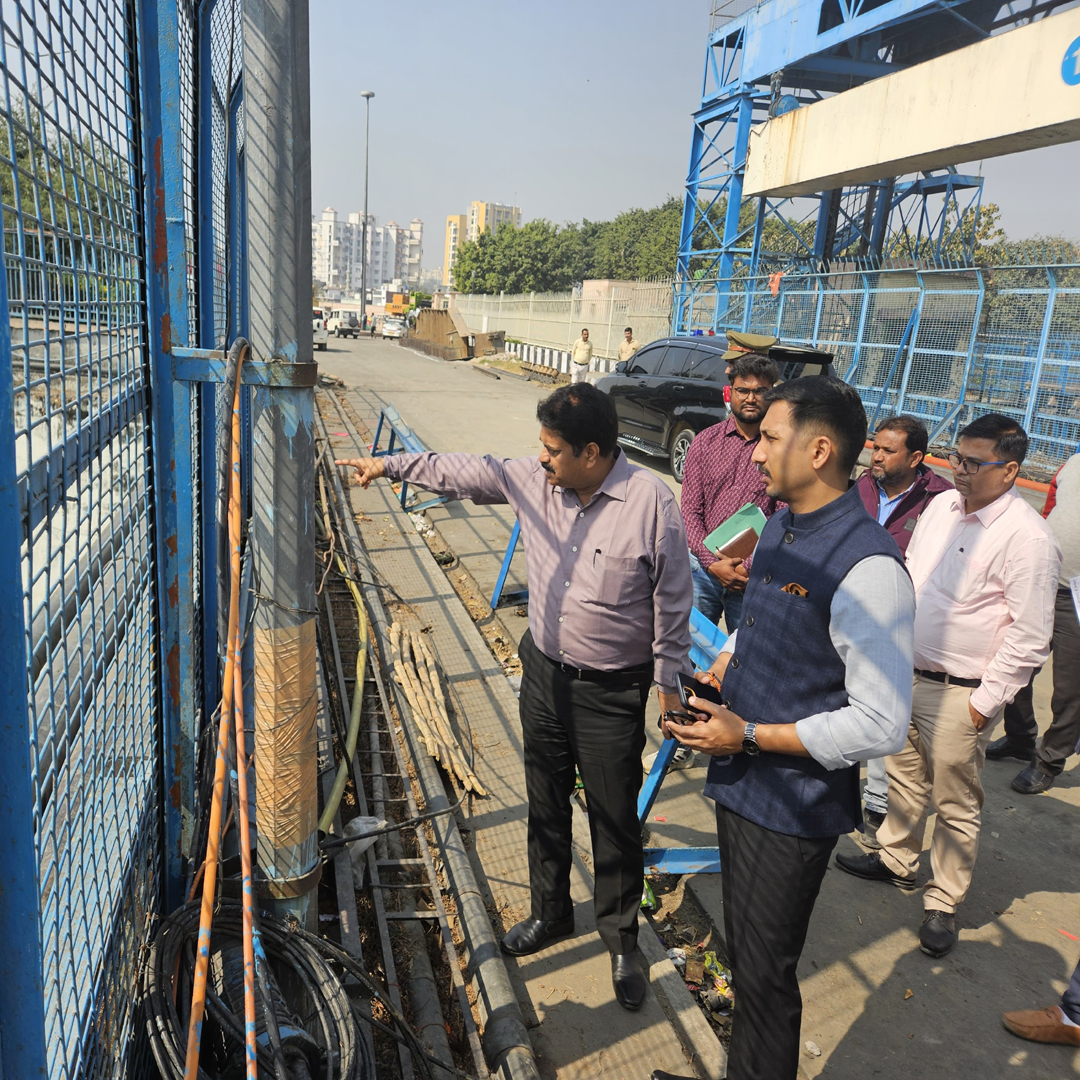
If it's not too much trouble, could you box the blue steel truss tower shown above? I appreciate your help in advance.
[675,0,1072,334]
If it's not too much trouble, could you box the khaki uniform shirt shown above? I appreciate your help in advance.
[571,338,593,366]
[618,338,641,362]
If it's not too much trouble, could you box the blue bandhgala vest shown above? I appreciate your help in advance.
[703,484,904,839]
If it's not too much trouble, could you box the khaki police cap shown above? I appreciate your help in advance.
[721,330,778,361]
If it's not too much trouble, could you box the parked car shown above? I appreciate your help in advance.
[382,317,405,340]
[312,308,328,350]
[594,337,835,483]
[328,310,360,338]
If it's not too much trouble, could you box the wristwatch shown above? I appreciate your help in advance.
[742,721,761,756]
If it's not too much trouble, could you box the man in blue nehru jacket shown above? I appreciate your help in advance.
[662,377,916,1080]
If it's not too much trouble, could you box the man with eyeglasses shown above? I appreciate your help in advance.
[837,414,1061,959]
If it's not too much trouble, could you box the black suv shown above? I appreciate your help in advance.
[595,337,835,482]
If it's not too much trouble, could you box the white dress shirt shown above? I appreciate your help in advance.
[905,486,1062,716]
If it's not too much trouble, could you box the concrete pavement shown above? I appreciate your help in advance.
[321,334,1080,1079]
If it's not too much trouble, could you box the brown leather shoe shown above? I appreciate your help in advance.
[1003,1007,1080,1045]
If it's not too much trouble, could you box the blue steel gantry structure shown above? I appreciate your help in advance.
[672,0,1080,471]
[676,0,1075,292]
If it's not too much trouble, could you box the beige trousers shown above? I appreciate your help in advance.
[877,674,1003,913]
[571,361,590,384]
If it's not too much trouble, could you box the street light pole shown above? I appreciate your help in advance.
[360,90,374,329]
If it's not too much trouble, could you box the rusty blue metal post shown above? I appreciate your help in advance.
[140,0,199,911]
[244,0,320,923]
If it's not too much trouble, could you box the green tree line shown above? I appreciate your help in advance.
[452,193,1078,295]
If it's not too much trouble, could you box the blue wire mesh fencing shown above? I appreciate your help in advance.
[0,0,159,1075]
[675,263,1080,472]
[0,0,246,1074]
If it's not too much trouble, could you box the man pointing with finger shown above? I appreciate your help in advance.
[337,382,692,1012]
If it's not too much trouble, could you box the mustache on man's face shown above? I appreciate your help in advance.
[541,462,555,474]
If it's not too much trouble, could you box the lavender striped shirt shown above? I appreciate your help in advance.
[382,449,692,690]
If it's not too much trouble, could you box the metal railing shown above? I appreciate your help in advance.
[457,264,1080,470]
[678,264,1080,470]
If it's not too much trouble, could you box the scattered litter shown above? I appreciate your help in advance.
[318,914,339,922]
[654,815,668,823]
[658,923,672,933]
[1059,929,1079,942]
[684,956,705,984]
[703,952,735,1003]
[805,1041,822,1058]
[409,512,432,535]
[640,879,658,912]
[344,815,388,884]
[857,914,862,925]
[332,431,348,436]
[666,948,687,970]
[991,830,1000,838]
[904,988,914,1000]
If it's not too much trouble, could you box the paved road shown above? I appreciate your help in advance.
[322,335,1080,1080]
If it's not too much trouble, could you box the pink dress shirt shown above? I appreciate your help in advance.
[905,486,1062,717]
[382,449,692,690]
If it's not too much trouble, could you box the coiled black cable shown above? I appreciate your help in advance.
[142,900,385,1080]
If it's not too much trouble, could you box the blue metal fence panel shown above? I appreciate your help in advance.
[0,0,161,1074]
[674,264,1080,470]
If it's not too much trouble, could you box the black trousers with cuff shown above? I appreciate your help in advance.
[1002,587,1080,776]
[715,803,837,1080]
[518,629,651,955]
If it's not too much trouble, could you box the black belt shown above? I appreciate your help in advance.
[915,668,981,689]
[540,650,653,685]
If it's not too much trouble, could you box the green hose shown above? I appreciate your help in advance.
[317,489,369,835]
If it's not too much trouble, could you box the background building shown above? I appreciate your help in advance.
[313,208,424,296]
[444,213,466,287]
[466,200,521,242]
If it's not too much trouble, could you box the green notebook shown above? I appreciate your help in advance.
[703,502,768,561]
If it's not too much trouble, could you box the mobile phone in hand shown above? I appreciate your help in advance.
[677,672,724,712]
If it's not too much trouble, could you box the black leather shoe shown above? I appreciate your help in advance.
[1012,764,1055,794]
[920,909,956,957]
[500,916,574,957]
[611,951,646,1011]
[986,736,1036,762]
[835,851,917,891]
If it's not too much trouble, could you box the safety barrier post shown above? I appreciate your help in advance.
[140,0,199,909]
[0,194,48,1079]
[1023,267,1057,434]
[245,0,321,924]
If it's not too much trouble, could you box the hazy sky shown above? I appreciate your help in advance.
[309,0,1080,269]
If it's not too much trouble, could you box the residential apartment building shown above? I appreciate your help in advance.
[443,214,466,288]
[466,201,521,242]
[312,208,424,294]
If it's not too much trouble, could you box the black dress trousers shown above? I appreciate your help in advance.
[518,629,651,954]
[715,803,837,1080]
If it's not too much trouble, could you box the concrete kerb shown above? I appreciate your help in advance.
[319,411,542,1080]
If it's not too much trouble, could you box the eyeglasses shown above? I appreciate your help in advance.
[732,386,768,399]
[947,452,1008,474]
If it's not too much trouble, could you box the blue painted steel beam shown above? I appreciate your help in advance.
[645,848,724,876]
[196,0,220,760]
[139,0,199,910]
[0,188,49,1079]
[490,519,528,609]
[703,0,984,101]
